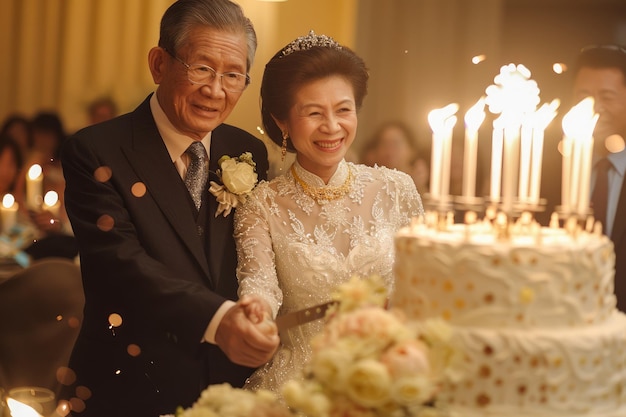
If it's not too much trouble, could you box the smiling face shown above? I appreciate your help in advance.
[573,67,626,153]
[275,76,357,182]
[149,26,248,140]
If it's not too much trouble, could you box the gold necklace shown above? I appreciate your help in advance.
[291,165,353,203]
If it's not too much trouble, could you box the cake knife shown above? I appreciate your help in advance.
[274,300,338,336]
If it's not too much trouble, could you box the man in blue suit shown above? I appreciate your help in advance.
[60,1,278,415]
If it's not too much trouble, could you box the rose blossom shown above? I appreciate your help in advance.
[380,339,431,379]
[220,158,257,195]
[390,375,435,406]
[311,347,351,389]
[345,359,392,408]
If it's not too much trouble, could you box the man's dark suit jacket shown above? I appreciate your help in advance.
[612,176,626,313]
[60,95,269,417]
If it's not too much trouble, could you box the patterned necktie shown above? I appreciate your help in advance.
[591,157,611,233]
[184,141,208,210]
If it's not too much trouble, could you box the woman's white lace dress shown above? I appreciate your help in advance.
[234,159,423,393]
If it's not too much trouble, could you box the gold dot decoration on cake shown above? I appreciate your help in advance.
[478,365,491,378]
[476,393,491,407]
[519,287,535,304]
[491,257,501,266]
[484,293,495,304]
[483,345,494,356]
[518,385,527,395]
[443,279,454,292]
[454,298,466,309]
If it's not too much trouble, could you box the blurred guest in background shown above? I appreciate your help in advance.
[0,134,24,196]
[360,120,429,193]
[17,112,68,231]
[573,44,626,312]
[86,96,118,125]
[0,114,33,160]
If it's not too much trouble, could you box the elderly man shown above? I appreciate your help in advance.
[60,1,278,415]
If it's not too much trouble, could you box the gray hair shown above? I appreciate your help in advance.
[158,0,257,71]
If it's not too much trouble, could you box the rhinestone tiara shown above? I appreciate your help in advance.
[279,30,342,58]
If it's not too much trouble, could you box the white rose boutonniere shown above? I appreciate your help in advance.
[209,152,258,217]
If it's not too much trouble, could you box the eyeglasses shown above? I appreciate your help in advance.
[165,49,250,93]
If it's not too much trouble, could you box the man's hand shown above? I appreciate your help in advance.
[214,295,279,368]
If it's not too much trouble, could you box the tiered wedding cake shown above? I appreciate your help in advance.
[392,216,626,416]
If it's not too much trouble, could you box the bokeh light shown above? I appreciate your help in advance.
[131,182,147,197]
[127,343,142,357]
[94,166,113,182]
[56,366,77,386]
[96,214,115,232]
[75,386,92,400]
[108,313,123,327]
[605,134,625,153]
[472,54,486,64]
[552,62,567,74]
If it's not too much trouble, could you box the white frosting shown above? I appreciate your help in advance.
[392,221,626,416]
[393,223,616,328]
[437,313,626,416]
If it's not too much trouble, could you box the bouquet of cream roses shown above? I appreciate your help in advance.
[169,383,293,417]
[282,276,454,417]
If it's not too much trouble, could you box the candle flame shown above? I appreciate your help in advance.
[428,103,459,132]
[27,164,43,180]
[485,63,540,117]
[465,97,486,130]
[2,193,15,208]
[43,190,59,207]
[562,97,598,139]
[533,99,560,130]
[7,398,43,417]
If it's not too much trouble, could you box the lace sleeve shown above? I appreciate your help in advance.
[233,182,283,317]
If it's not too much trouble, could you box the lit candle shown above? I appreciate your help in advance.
[43,190,60,216]
[428,103,459,201]
[502,115,521,213]
[518,116,533,202]
[1,193,18,233]
[462,98,486,198]
[561,97,598,215]
[26,164,43,210]
[490,116,504,202]
[529,99,560,204]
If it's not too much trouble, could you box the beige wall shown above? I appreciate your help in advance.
[0,0,357,136]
